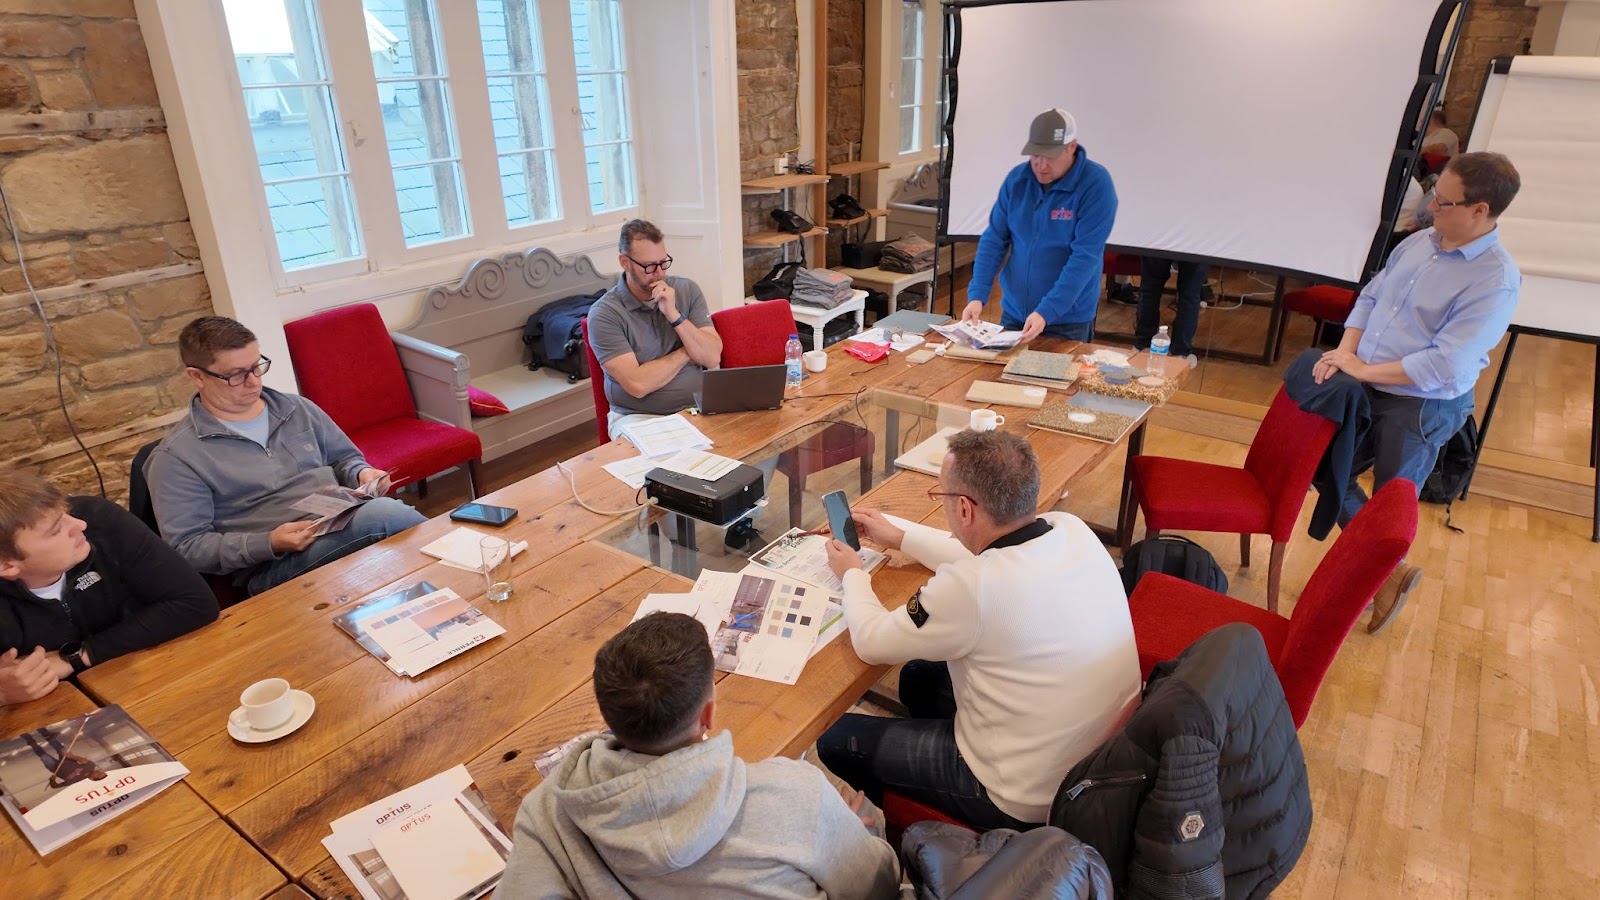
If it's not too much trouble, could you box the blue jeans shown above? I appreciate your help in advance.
[246,497,427,596]
[1134,256,1207,357]
[1339,387,1476,527]
[1002,317,1094,343]
[815,660,1036,831]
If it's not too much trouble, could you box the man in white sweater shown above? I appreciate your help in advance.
[498,612,900,899]
[819,429,1140,828]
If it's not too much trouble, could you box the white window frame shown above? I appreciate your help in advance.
[211,0,643,290]
[898,0,925,156]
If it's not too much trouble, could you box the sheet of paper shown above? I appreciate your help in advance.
[748,528,885,594]
[631,592,722,642]
[290,492,357,518]
[618,414,713,459]
[809,601,847,659]
[371,798,506,900]
[601,455,661,490]
[847,328,922,353]
[732,632,812,684]
[421,527,528,572]
[654,449,741,481]
[699,567,833,684]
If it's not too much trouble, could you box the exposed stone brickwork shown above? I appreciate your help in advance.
[0,4,213,501]
[1443,0,1537,137]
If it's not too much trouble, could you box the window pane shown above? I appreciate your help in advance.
[572,0,636,212]
[363,0,444,79]
[900,3,924,154]
[900,60,921,105]
[479,0,561,227]
[500,150,560,227]
[223,0,360,270]
[899,106,919,154]
[396,162,469,244]
[902,4,923,58]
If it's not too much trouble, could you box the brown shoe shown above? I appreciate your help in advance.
[1367,564,1422,634]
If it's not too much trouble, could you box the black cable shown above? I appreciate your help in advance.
[0,179,106,498]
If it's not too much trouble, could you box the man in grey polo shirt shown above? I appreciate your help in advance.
[588,219,724,439]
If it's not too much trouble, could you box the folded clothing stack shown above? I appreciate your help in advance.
[880,233,936,273]
[790,267,855,310]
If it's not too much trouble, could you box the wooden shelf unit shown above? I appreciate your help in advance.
[740,173,831,194]
[743,226,829,248]
[827,160,888,178]
[824,208,888,228]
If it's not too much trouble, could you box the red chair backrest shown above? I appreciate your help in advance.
[711,299,798,368]
[580,318,609,444]
[1276,479,1417,727]
[1244,387,1338,542]
[283,303,415,433]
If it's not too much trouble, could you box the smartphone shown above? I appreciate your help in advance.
[821,490,859,550]
[449,502,518,527]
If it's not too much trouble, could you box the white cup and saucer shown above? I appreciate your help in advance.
[227,677,316,744]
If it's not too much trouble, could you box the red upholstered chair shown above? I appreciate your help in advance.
[1420,151,1451,178]
[580,318,609,444]
[1127,387,1337,612]
[883,792,968,850]
[283,303,483,498]
[1128,479,1418,728]
[1273,284,1358,357]
[1102,250,1142,301]
[711,298,797,368]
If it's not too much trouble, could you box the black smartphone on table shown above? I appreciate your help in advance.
[449,502,518,527]
[821,490,859,550]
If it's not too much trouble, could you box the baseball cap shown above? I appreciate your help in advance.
[1021,108,1077,157]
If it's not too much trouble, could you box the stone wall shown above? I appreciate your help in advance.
[0,0,212,502]
[736,0,867,289]
[1443,0,1538,135]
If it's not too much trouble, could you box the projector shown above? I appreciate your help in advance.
[645,463,765,525]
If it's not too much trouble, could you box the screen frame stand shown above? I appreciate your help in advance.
[934,0,1470,365]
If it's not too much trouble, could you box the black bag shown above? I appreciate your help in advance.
[1420,416,1479,504]
[521,290,604,383]
[1119,535,1228,597]
[842,240,888,269]
[753,261,805,301]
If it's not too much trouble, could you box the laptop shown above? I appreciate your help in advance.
[696,364,787,414]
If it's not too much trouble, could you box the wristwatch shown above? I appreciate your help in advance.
[58,641,88,675]
[668,312,689,328]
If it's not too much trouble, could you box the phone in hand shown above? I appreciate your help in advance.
[821,490,859,551]
[449,502,518,527]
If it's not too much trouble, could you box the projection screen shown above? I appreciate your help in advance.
[944,0,1461,285]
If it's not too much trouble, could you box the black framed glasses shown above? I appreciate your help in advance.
[625,254,673,274]
[927,486,976,506]
[197,356,271,387]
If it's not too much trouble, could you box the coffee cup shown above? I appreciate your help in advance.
[969,409,1005,432]
[237,678,295,731]
[803,349,828,373]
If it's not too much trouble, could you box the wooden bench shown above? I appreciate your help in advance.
[393,248,615,462]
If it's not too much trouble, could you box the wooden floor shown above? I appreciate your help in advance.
[411,281,1599,899]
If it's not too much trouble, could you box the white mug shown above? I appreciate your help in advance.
[236,677,294,731]
[969,409,1006,432]
[803,349,828,373]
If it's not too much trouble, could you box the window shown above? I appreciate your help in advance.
[899,1,925,155]
[573,0,636,212]
[222,0,361,270]
[480,0,560,227]
[219,0,640,279]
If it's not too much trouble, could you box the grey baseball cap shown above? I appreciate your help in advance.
[1021,108,1077,157]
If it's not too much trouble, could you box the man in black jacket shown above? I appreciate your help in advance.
[0,469,218,706]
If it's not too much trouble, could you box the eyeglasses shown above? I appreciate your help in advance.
[625,254,673,274]
[196,356,271,387]
[927,486,976,506]
[1431,195,1475,211]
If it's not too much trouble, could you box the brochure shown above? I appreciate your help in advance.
[615,414,713,459]
[0,706,189,855]
[748,527,886,595]
[322,766,511,900]
[352,587,506,677]
[694,568,835,685]
[290,476,391,536]
[333,581,441,663]
[930,320,1025,350]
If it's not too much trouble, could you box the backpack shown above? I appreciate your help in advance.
[1420,416,1479,505]
[1119,535,1228,597]
[522,291,604,383]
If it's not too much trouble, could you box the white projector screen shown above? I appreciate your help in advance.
[1468,56,1600,337]
[945,0,1455,285]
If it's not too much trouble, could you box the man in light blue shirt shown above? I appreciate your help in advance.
[1313,152,1521,632]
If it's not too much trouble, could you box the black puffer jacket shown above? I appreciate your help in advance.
[902,821,1114,899]
[1048,623,1311,900]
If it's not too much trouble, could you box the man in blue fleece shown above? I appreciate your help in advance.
[962,108,1119,343]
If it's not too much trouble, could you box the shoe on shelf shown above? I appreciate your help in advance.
[1367,563,1422,634]
[770,208,814,235]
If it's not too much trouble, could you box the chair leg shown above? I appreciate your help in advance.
[1272,309,1290,360]
[1267,541,1287,614]
[859,453,872,494]
[466,458,485,500]
[789,471,804,529]
[1239,533,1251,568]
[1144,526,1159,541]
[416,478,429,500]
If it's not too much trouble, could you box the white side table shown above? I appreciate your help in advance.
[832,265,936,315]
[748,289,867,351]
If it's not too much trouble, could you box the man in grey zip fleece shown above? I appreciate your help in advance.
[145,316,425,596]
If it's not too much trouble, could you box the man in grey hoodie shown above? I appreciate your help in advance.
[498,612,901,899]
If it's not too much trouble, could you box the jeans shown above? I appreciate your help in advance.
[1002,317,1095,343]
[1134,256,1207,357]
[815,660,1036,831]
[246,497,427,596]
[1339,387,1476,527]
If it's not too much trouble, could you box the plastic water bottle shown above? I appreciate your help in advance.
[785,333,804,388]
[1149,326,1171,376]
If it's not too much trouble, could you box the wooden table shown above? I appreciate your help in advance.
[0,683,286,900]
[77,338,1180,898]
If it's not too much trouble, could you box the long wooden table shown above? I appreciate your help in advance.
[74,338,1174,897]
